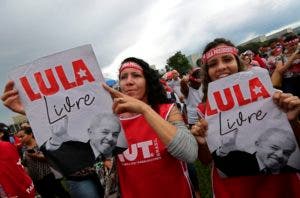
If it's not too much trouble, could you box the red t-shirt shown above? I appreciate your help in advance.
[0,141,35,198]
[117,104,193,198]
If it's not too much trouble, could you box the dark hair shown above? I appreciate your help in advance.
[119,57,169,109]
[201,38,245,102]
[0,123,10,142]
[282,32,298,43]
[23,127,33,135]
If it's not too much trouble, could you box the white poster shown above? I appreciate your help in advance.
[9,45,126,160]
[205,67,300,177]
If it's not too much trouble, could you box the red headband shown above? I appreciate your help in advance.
[284,38,299,46]
[202,46,238,64]
[119,62,143,73]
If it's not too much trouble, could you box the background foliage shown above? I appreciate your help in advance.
[165,51,192,76]
[195,160,212,198]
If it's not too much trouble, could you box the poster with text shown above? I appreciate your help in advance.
[205,67,300,177]
[9,45,127,161]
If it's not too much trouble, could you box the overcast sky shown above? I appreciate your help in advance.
[1,0,300,124]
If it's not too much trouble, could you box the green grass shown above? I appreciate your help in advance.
[194,160,213,198]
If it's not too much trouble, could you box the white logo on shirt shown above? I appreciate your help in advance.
[118,138,161,166]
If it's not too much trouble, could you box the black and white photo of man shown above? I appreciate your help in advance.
[45,116,77,151]
[40,113,121,177]
[255,128,297,174]
[213,128,299,177]
[88,113,121,158]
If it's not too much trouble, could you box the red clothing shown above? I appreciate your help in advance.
[159,79,173,92]
[117,103,192,198]
[13,135,23,151]
[197,103,300,197]
[254,54,267,69]
[0,141,35,198]
[212,165,300,198]
[287,58,300,75]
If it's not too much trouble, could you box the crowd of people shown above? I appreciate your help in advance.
[0,34,300,198]
[239,32,300,99]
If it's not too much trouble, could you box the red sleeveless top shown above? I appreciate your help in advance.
[212,165,300,198]
[117,103,193,198]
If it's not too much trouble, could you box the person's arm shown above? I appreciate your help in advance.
[191,119,213,165]
[165,107,198,163]
[1,80,25,115]
[103,84,198,162]
[139,105,198,162]
[180,77,189,98]
[271,60,284,88]
[45,116,73,151]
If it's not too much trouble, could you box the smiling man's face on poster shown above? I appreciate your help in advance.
[205,67,300,177]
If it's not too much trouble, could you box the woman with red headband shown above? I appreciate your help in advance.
[191,38,300,198]
[103,57,198,198]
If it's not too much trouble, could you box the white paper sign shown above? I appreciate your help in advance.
[9,45,126,156]
[205,67,300,177]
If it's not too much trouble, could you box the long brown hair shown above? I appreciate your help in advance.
[201,38,245,102]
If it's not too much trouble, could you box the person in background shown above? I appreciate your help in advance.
[252,48,267,69]
[160,78,173,93]
[240,50,260,69]
[240,54,253,70]
[18,127,70,198]
[258,45,270,61]
[168,70,184,102]
[266,39,283,74]
[0,130,35,197]
[103,57,198,198]
[180,67,204,128]
[0,122,23,153]
[160,78,185,116]
[191,38,300,198]
[0,123,10,142]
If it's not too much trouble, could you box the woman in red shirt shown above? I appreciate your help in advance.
[103,57,198,198]
[191,38,300,198]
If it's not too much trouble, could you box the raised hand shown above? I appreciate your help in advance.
[102,83,149,115]
[191,119,208,145]
[273,91,300,121]
[217,130,238,157]
[1,80,25,115]
[46,116,73,150]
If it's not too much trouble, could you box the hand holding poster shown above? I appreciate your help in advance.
[9,45,126,176]
[205,67,300,177]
